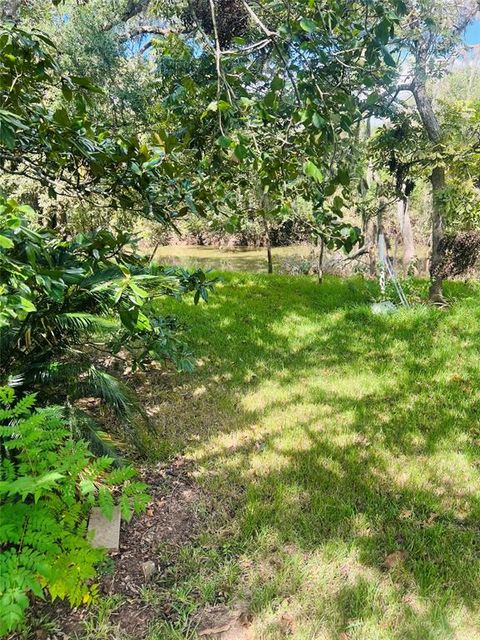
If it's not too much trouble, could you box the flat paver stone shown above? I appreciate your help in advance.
[88,506,121,550]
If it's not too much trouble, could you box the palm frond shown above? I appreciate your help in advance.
[65,406,127,463]
[79,266,124,288]
[52,312,118,332]
[72,365,139,417]
[72,366,153,455]
[30,361,87,386]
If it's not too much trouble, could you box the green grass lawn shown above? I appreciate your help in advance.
[147,273,480,640]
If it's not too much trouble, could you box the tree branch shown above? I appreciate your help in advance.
[118,24,171,44]
[101,0,150,31]
[241,0,278,37]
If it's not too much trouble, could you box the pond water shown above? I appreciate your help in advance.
[154,244,314,273]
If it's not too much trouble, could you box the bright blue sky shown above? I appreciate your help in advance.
[464,18,480,45]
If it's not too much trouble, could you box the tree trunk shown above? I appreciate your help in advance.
[377,198,386,296]
[362,116,377,279]
[368,219,377,278]
[396,197,416,274]
[266,242,273,274]
[413,77,445,302]
[429,166,446,302]
[262,214,273,274]
[317,237,324,283]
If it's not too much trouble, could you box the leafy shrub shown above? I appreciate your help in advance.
[0,387,149,636]
[437,231,480,278]
[440,179,480,233]
[0,198,217,452]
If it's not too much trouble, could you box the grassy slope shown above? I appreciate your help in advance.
[149,273,480,640]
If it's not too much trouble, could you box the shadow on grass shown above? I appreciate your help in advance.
[147,273,480,638]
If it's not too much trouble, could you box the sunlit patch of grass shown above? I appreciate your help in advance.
[81,596,126,640]
[144,273,480,638]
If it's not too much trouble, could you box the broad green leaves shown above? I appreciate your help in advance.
[0,24,196,224]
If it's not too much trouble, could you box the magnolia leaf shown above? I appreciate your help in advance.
[234,144,249,161]
[300,17,317,32]
[312,112,325,129]
[304,160,323,182]
[0,234,14,249]
[375,19,391,45]
[382,46,396,67]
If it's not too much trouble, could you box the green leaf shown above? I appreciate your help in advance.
[304,160,323,182]
[17,297,36,313]
[61,82,73,102]
[0,234,14,249]
[300,17,317,32]
[366,92,381,106]
[381,46,396,67]
[53,108,70,127]
[0,122,15,149]
[337,169,350,186]
[70,76,103,93]
[312,112,325,129]
[130,161,142,176]
[217,100,231,112]
[17,204,35,216]
[234,144,249,161]
[216,135,232,149]
[375,19,391,45]
[271,76,284,91]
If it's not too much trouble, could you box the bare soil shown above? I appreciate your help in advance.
[21,458,203,640]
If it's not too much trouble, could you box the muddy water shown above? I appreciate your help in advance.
[154,244,313,273]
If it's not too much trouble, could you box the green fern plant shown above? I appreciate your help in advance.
[0,387,149,636]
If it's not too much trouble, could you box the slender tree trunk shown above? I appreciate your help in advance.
[149,241,161,263]
[413,75,445,302]
[369,220,377,278]
[396,196,416,274]
[362,116,377,279]
[377,198,386,296]
[429,166,446,302]
[262,214,273,274]
[317,237,324,283]
[266,242,273,273]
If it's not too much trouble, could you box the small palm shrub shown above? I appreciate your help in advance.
[0,198,217,452]
[0,387,149,636]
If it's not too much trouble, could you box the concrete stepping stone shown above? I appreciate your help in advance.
[88,506,121,550]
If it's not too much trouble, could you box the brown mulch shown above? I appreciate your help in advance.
[22,458,203,640]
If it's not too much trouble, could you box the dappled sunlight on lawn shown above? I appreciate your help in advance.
[148,273,480,639]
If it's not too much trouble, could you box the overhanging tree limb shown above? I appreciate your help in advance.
[118,24,171,43]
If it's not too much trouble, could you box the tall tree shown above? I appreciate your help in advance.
[391,0,478,301]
